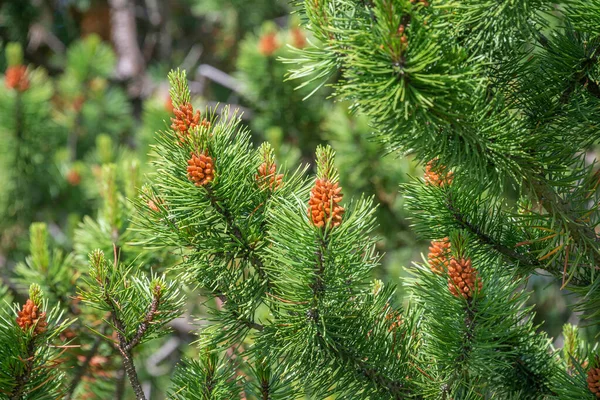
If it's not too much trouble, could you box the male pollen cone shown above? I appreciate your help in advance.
[424,160,453,187]
[187,152,214,186]
[171,103,209,143]
[428,237,451,274]
[5,65,29,91]
[588,367,600,398]
[447,258,482,299]
[257,162,283,190]
[308,178,344,229]
[17,299,48,335]
[258,32,279,56]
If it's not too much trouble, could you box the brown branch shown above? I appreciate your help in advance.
[125,289,161,352]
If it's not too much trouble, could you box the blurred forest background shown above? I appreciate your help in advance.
[0,0,584,398]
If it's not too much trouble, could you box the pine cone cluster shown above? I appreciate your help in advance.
[308,179,345,229]
[16,299,48,335]
[187,152,214,186]
[256,162,283,190]
[428,237,451,274]
[424,159,454,187]
[170,103,209,143]
[589,367,600,398]
[5,65,29,91]
[259,32,279,56]
[447,258,482,299]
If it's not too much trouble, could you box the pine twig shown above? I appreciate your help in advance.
[65,336,103,400]
[9,338,36,400]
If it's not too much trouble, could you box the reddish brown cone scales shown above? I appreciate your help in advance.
[447,258,482,299]
[589,367,600,398]
[5,65,29,91]
[428,237,451,274]
[187,152,214,187]
[17,299,48,335]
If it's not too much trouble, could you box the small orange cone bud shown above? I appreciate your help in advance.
[170,103,209,144]
[291,28,307,49]
[5,65,29,91]
[66,169,82,186]
[187,152,215,187]
[308,178,344,229]
[447,258,482,299]
[257,162,283,191]
[424,159,453,187]
[428,237,451,274]
[16,299,48,335]
[258,32,279,56]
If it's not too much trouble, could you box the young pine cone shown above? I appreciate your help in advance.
[424,160,453,187]
[447,258,482,299]
[170,103,209,143]
[17,299,48,335]
[428,237,451,274]
[308,179,344,229]
[5,65,29,91]
[256,162,283,190]
[187,152,214,186]
[258,32,279,56]
[589,368,600,398]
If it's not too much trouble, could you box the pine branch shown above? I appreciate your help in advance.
[216,293,264,332]
[530,176,600,268]
[65,336,102,400]
[444,193,543,270]
[9,337,36,400]
[205,187,269,282]
[125,288,161,351]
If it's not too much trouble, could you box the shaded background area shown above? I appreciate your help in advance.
[0,0,580,398]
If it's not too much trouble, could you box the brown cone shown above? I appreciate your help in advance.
[588,367,600,397]
[424,159,453,187]
[5,65,29,92]
[16,299,48,335]
[308,178,344,229]
[256,162,283,190]
[187,152,214,187]
[447,258,482,299]
[428,237,451,274]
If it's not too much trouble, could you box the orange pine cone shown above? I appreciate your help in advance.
[308,178,344,229]
[16,299,48,335]
[170,103,209,143]
[291,28,307,49]
[259,32,279,56]
[5,65,29,92]
[424,159,453,187]
[428,237,451,274]
[187,152,214,187]
[66,169,82,186]
[256,162,283,190]
[447,258,482,299]
[588,368,600,398]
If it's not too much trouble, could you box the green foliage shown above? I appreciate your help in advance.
[0,286,71,399]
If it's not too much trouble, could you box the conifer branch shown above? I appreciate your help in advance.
[125,286,161,351]
[9,338,35,400]
[530,177,600,268]
[65,336,102,400]
[444,193,543,270]
[216,294,264,332]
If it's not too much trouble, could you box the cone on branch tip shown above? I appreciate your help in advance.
[259,32,279,56]
[187,152,214,187]
[5,65,29,91]
[589,367,600,398]
[17,299,48,335]
[447,258,482,299]
[308,146,344,229]
[424,159,453,187]
[257,162,283,190]
[170,102,209,144]
[428,237,451,274]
